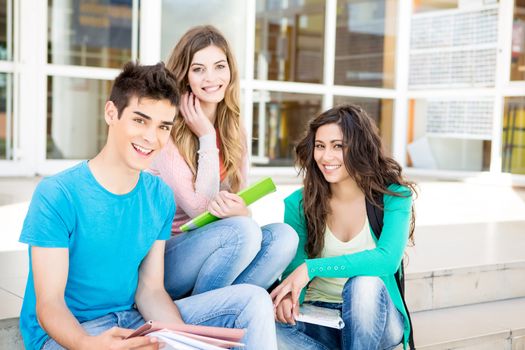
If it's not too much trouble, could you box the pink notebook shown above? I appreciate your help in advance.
[127,320,245,348]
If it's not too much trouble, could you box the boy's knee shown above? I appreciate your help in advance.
[234,284,273,313]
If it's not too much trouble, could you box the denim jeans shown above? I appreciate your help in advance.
[42,284,277,350]
[276,276,404,350]
[164,216,298,299]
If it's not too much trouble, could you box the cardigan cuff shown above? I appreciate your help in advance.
[305,257,349,279]
[198,133,218,151]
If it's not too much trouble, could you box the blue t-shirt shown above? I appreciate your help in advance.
[19,161,175,350]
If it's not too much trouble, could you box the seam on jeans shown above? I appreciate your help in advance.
[203,223,244,289]
[234,226,273,284]
[278,323,331,350]
[239,223,298,286]
[375,285,389,346]
[188,308,242,325]
[116,309,144,329]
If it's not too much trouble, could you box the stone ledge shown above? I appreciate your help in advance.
[406,260,525,312]
[0,318,24,350]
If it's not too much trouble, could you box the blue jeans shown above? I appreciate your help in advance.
[164,216,298,298]
[276,276,404,350]
[42,284,277,350]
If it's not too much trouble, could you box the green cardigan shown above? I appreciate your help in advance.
[282,184,412,349]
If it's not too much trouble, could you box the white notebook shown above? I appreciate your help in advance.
[295,304,345,329]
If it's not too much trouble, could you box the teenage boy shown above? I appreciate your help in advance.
[19,62,277,350]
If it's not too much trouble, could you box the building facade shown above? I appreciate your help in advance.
[0,0,523,182]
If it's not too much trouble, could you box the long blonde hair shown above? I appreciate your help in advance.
[166,25,245,192]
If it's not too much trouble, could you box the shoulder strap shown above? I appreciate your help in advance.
[366,193,383,240]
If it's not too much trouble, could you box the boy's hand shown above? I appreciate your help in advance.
[80,327,163,350]
[208,191,250,218]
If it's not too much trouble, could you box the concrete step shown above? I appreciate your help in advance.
[404,221,525,312]
[411,297,525,349]
[406,261,525,312]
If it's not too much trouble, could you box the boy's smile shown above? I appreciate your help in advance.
[132,143,153,156]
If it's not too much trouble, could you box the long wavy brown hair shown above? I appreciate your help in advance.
[166,25,244,191]
[296,104,416,258]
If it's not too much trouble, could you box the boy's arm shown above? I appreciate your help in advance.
[135,240,185,324]
[33,247,89,348]
[33,247,158,350]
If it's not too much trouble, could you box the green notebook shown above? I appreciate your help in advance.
[179,177,277,232]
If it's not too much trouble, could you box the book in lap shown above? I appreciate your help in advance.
[295,304,345,329]
[127,321,245,349]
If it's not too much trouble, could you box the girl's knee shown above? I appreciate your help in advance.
[221,216,262,248]
[343,276,385,300]
[214,217,262,264]
[342,277,386,316]
[262,223,299,254]
[342,277,388,324]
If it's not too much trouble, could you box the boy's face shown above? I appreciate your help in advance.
[105,96,176,172]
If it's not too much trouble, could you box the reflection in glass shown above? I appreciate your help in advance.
[511,0,525,81]
[252,91,322,166]
[0,0,13,60]
[333,96,394,154]
[502,97,525,174]
[412,0,458,13]
[335,0,397,88]
[406,98,492,171]
[47,76,110,159]
[48,0,133,68]
[255,0,325,83]
[0,73,12,159]
[160,0,247,78]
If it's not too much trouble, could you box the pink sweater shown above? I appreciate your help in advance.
[149,134,247,234]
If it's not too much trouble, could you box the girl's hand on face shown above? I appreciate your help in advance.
[207,191,250,218]
[274,294,297,325]
[179,92,215,137]
[270,263,309,311]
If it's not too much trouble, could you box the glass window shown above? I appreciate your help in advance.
[0,0,13,61]
[255,0,325,83]
[412,0,458,13]
[46,76,110,159]
[511,0,525,81]
[409,1,498,89]
[334,96,394,154]
[406,98,492,171]
[252,91,322,166]
[48,0,133,68]
[335,0,397,88]
[0,73,12,159]
[502,97,525,174]
[160,0,247,78]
